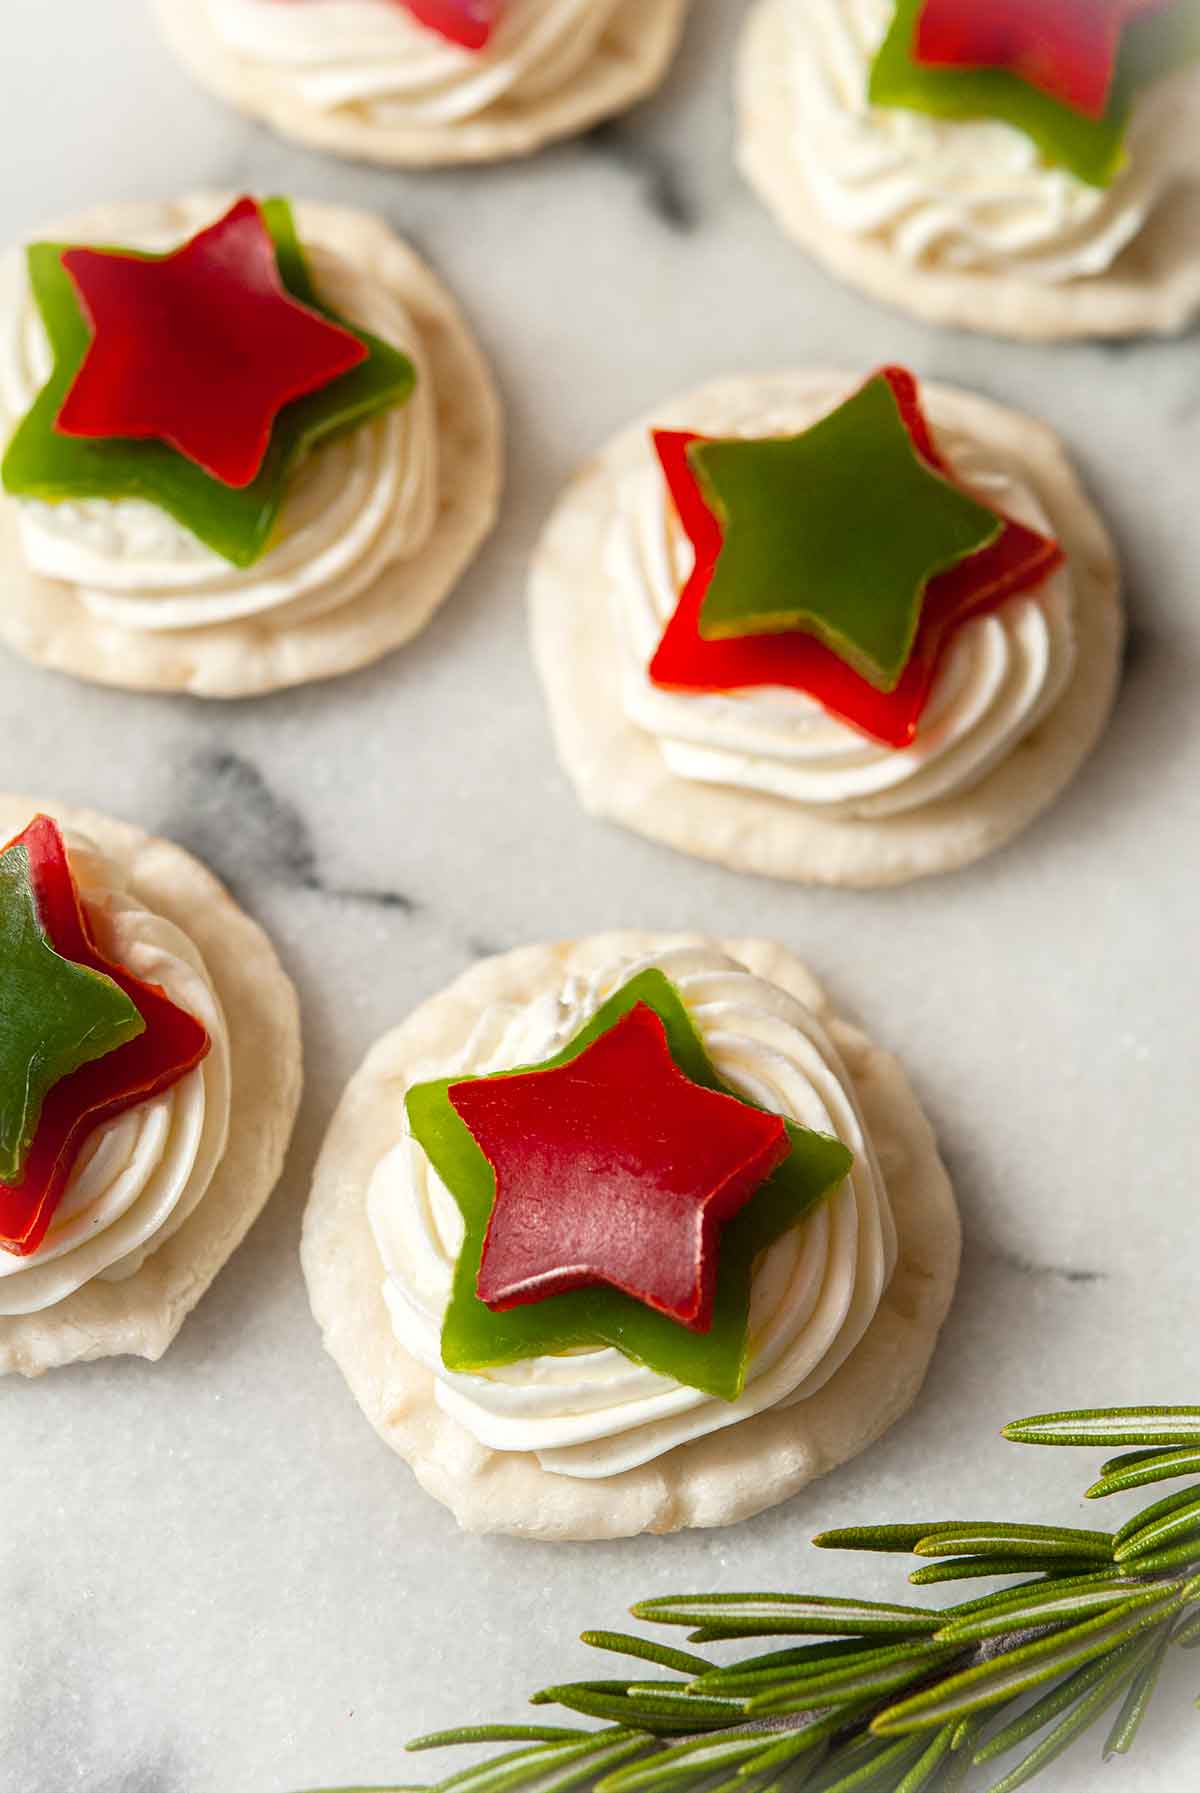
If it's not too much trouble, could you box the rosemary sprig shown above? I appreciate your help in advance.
[302,1406,1200,1793]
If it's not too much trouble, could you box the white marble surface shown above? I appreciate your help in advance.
[1,4,1199,1790]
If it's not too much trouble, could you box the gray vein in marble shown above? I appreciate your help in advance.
[584,120,697,232]
[466,935,511,960]
[163,749,420,912]
[93,1756,181,1793]
[1119,622,1153,681]
[987,1247,1110,1287]
[1,1577,183,1793]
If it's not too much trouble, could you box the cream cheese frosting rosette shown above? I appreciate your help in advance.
[152,0,692,166]
[302,933,959,1540]
[529,367,1123,887]
[738,0,1200,340]
[0,798,302,1377]
[0,194,502,697]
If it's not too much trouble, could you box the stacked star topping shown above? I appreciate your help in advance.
[871,0,1196,186]
[914,0,1172,119]
[0,818,210,1257]
[1,197,417,567]
[649,367,1064,749]
[406,969,853,1401]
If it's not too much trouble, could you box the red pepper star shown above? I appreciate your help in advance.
[914,0,1172,121]
[53,197,368,490]
[0,817,211,1258]
[272,0,501,52]
[450,1003,791,1333]
[649,367,1064,750]
[402,0,502,50]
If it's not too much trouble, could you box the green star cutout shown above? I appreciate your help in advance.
[0,843,144,1185]
[690,372,1001,694]
[405,969,853,1403]
[870,0,1200,189]
[1,198,416,569]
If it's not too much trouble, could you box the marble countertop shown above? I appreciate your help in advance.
[3,4,1199,1790]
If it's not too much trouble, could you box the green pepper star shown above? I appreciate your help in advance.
[1,198,416,569]
[405,969,853,1403]
[0,843,144,1184]
[689,372,1000,694]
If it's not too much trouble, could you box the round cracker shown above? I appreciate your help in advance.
[738,0,1200,343]
[0,796,303,1377]
[152,0,691,167]
[302,932,960,1541]
[528,371,1123,888]
[0,196,504,699]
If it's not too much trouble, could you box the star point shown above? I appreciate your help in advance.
[273,0,501,51]
[402,0,502,50]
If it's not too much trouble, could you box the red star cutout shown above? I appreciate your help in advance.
[402,0,502,50]
[649,367,1064,750]
[272,0,501,52]
[450,1003,790,1333]
[914,0,1171,121]
[0,817,211,1258]
[54,197,368,490]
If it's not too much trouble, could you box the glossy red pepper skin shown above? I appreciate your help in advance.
[915,0,1171,121]
[55,198,368,490]
[401,0,501,51]
[450,1003,791,1334]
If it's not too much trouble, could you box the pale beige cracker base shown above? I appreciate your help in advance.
[152,0,691,167]
[738,0,1200,342]
[0,797,303,1377]
[0,196,504,699]
[302,933,960,1541]
[529,371,1123,888]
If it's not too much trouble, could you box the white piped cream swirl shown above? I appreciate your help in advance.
[0,836,231,1317]
[790,0,1189,283]
[368,945,896,1480]
[607,377,1076,819]
[206,0,625,124]
[0,207,438,633]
